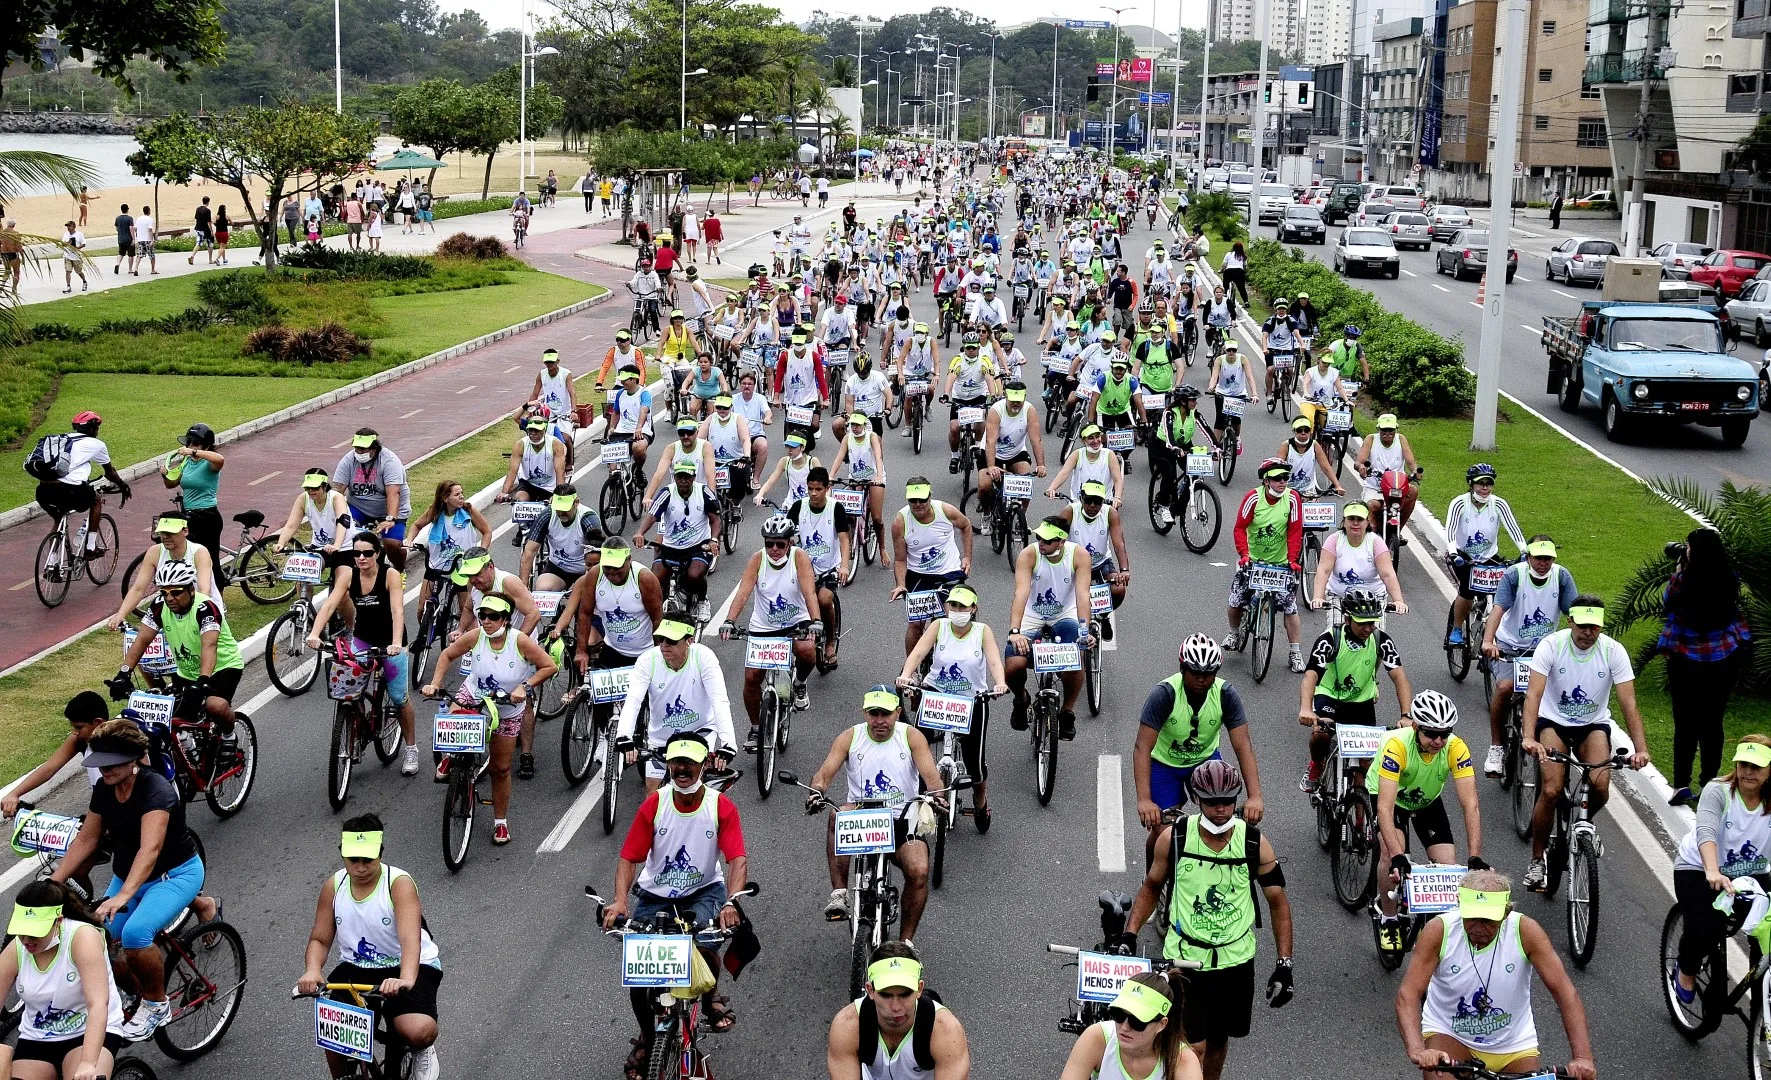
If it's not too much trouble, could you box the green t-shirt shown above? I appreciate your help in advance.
[145,595,243,679]
[176,457,220,512]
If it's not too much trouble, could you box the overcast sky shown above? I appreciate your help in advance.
[438,0,1210,36]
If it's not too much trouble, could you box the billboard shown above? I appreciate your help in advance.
[1121,58,1153,83]
[1096,61,1117,76]
[1022,113,1048,137]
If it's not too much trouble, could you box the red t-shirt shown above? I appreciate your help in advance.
[654,245,678,272]
[620,790,747,864]
[702,217,723,243]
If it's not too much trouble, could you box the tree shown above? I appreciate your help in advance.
[0,150,99,340]
[484,63,565,157]
[5,0,227,99]
[132,104,376,269]
[451,84,520,199]
[391,79,479,189]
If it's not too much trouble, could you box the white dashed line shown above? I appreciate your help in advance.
[1400,269,1417,278]
[1553,289,1577,300]
[1097,755,1127,874]
[246,471,281,487]
[455,385,477,394]
[502,365,522,374]
[399,408,424,419]
[1520,324,1542,336]
[1431,284,1451,293]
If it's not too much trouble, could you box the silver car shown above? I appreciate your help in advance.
[1726,278,1771,346]
[1381,212,1432,251]
[1427,205,1473,242]
[1545,237,1619,286]
[1650,241,1714,279]
[1353,200,1397,227]
[1334,228,1401,279]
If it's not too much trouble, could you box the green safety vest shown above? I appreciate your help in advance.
[152,597,244,680]
[1152,675,1225,768]
[1161,409,1198,451]
[1318,626,1379,703]
[1246,492,1293,565]
[1366,727,1455,810]
[1329,339,1362,379]
[1138,337,1175,392]
[1165,815,1259,970]
[1098,373,1135,416]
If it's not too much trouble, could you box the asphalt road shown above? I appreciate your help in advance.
[0,209,1748,1080]
[1253,209,1771,488]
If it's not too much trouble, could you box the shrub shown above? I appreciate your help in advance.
[1187,193,1246,243]
[280,323,371,367]
[195,271,278,322]
[435,233,508,260]
[278,244,434,280]
[242,325,293,358]
[432,197,515,220]
[24,308,216,344]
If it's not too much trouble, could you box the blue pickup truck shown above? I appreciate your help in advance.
[1542,300,1757,446]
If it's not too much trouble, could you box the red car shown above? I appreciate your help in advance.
[1689,249,1771,298]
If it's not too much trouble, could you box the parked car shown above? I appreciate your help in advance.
[1427,205,1474,242]
[1381,212,1432,250]
[1571,190,1613,209]
[1649,241,1713,279]
[1435,230,1518,283]
[1689,249,1771,298]
[1544,237,1619,286]
[1334,228,1401,279]
[1279,205,1327,244]
[1353,199,1397,227]
[1726,278,1771,346]
[1374,186,1427,212]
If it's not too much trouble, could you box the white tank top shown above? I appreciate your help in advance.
[1216,357,1249,398]
[1284,439,1318,494]
[1029,542,1080,625]
[645,647,719,742]
[305,492,344,548]
[845,722,920,810]
[1420,913,1538,1055]
[904,341,935,376]
[950,356,988,400]
[612,387,649,435]
[1090,1020,1164,1080]
[856,998,950,1080]
[992,400,1030,458]
[15,925,125,1041]
[519,435,558,488]
[1070,448,1112,502]
[783,349,820,405]
[795,499,841,575]
[468,568,516,613]
[1071,505,1112,567]
[537,367,573,412]
[749,554,810,632]
[424,507,480,571]
[844,432,880,482]
[636,793,726,898]
[596,569,655,658]
[1327,531,1384,597]
[707,413,746,463]
[330,865,441,970]
[1366,433,1405,478]
[1495,567,1562,652]
[670,440,709,488]
[925,620,989,696]
[783,455,813,503]
[899,504,961,576]
[1676,784,1771,875]
[466,628,535,710]
[1301,365,1339,403]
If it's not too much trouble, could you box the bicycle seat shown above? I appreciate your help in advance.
[1097,889,1132,916]
[232,510,265,528]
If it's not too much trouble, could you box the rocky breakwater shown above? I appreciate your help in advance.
[0,112,142,135]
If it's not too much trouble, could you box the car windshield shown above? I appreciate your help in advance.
[1435,207,1469,218]
[1393,214,1429,225]
[1260,185,1290,197]
[1228,173,1254,186]
[1346,230,1395,248]
[1607,317,1723,353]
[1286,207,1321,220]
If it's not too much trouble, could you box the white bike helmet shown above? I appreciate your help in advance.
[1180,633,1223,674]
[153,559,198,589]
[1411,689,1460,732]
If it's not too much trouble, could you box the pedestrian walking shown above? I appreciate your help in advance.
[74,185,94,228]
[344,191,365,250]
[189,196,216,265]
[599,176,614,217]
[580,171,595,212]
[60,220,88,293]
[113,205,134,275]
[0,219,21,299]
[1549,192,1564,230]
[132,207,158,276]
[702,209,723,265]
[367,204,384,252]
[681,207,700,264]
[281,194,302,248]
[398,181,416,234]
[214,205,232,264]
[1660,526,1753,806]
[415,184,435,234]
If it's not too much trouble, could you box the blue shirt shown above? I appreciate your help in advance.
[178,456,221,511]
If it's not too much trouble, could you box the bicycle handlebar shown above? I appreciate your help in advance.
[1539,749,1631,772]
[584,881,761,934]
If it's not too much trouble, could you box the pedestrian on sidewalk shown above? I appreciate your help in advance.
[306,214,322,244]
[0,219,22,300]
[344,191,365,250]
[398,181,416,234]
[579,171,595,212]
[214,205,231,264]
[132,207,158,276]
[1221,240,1249,306]
[304,188,325,230]
[74,185,95,228]
[113,205,135,275]
[681,207,700,264]
[282,194,302,248]
[367,204,384,252]
[1660,526,1753,806]
[600,176,614,217]
[415,183,435,234]
[1549,191,1564,230]
[702,209,723,265]
[60,221,88,293]
[190,197,216,265]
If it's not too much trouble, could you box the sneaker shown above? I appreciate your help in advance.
[743,728,761,753]
[1288,644,1306,674]
[1058,710,1077,741]
[435,757,452,783]
[901,427,913,438]
[1378,918,1405,953]
[825,888,849,921]
[1668,786,1695,808]
[1299,759,1322,793]
[1522,858,1548,892]
[1669,965,1696,1006]
[949,452,960,474]
[1155,507,1174,527]
[1222,631,1242,651]
[696,599,712,624]
[492,821,512,845]
[518,753,536,780]
[402,745,420,776]
[793,682,810,710]
[122,998,171,1040]
[978,518,991,536]
[1446,627,1465,647]
[1009,694,1029,731]
[411,1044,441,1080]
[1483,745,1505,778]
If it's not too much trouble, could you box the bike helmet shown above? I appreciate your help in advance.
[962,332,981,347]
[1187,758,1244,802]
[70,411,102,433]
[854,354,872,375]
[183,423,216,450]
[1272,297,1290,309]
[1344,324,1362,339]
[1411,689,1459,732]
[1465,463,1497,485]
[760,515,798,541]
[1176,384,1201,402]
[1257,457,1292,481]
[153,560,198,588]
[1179,633,1222,674]
[1341,588,1386,622]
[999,334,1015,346]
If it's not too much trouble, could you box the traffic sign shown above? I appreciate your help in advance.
[1064,18,1113,28]
[1138,92,1172,105]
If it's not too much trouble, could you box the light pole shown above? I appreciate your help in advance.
[680,66,708,138]
[1198,5,1210,179]
[877,50,903,129]
[984,32,1005,142]
[679,0,699,141]
[1248,0,1272,225]
[952,45,971,143]
[852,19,883,166]
[520,31,561,189]
[1103,5,1134,154]
[334,0,343,113]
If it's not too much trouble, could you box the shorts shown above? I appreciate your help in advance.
[1416,1037,1539,1075]
[136,241,156,257]
[118,240,135,256]
[327,962,443,1021]
[448,693,524,738]
[994,450,1033,470]
[1226,563,1299,616]
[1006,617,1083,658]
[1179,959,1255,1043]
[194,229,214,247]
[1389,798,1455,851]
[348,223,363,235]
[35,480,96,520]
[1314,695,1377,726]
[630,881,729,927]
[857,302,876,326]
[12,1033,127,1064]
[419,210,434,223]
[348,507,407,542]
[1534,720,1612,752]
[104,853,204,949]
[655,543,711,570]
[538,561,586,590]
[950,396,988,422]
[177,666,243,715]
[1150,751,1222,811]
[515,479,555,502]
[215,231,230,245]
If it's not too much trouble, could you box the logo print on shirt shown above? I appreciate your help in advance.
[1724,839,1767,875]
[1557,685,1599,719]
[861,769,904,801]
[652,843,706,893]
[29,1004,84,1037]
[929,662,969,694]
[661,695,702,731]
[1032,587,1061,616]
[762,593,799,625]
[351,936,391,965]
[1450,989,1514,1040]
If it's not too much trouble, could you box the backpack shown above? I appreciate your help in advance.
[856,990,943,1073]
[23,433,81,482]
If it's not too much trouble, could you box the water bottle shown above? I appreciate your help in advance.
[176,728,198,759]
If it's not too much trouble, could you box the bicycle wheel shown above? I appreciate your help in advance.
[819,593,842,674]
[154,919,246,1060]
[844,522,862,584]
[235,538,294,605]
[536,655,575,721]
[1034,701,1058,807]
[1566,831,1601,966]
[1445,603,1473,682]
[1544,837,1568,898]
[599,475,630,534]
[1752,977,1771,1080]
[1332,789,1376,910]
[1085,636,1103,717]
[373,694,402,765]
[911,399,924,455]
[34,529,70,608]
[1500,711,1521,792]
[85,515,121,585]
[1148,472,1174,535]
[645,1021,684,1080]
[111,1061,158,1080]
[1660,905,1725,1037]
[1216,428,1238,486]
[561,699,597,785]
[1481,656,1496,713]
[849,915,874,1001]
[885,391,902,429]
[204,715,256,818]
[1180,482,1222,554]
[863,518,880,565]
[756,688,780,800]
[601,721,624,835]
[1298,533,1321,606]
[1006,508,1029,565]
[266,607,321,696]
[327,704,355,810]
[442,765,475,872]
[1511,753,1538,840]
[1314,788,1335,849]
[722,504,740,555]
[1250,596,1276,683]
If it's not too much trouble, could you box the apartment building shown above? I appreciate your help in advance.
[1727,0,1771,251]
[1368,17,1429,181]
[1217,0,1306,53]
[1435,0,1498,199]
[1304,0,1356,63]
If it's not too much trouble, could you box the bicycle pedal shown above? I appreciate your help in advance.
[958,806,974,817]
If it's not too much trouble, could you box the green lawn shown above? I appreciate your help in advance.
[367,273,600,358]
[23,273,220,329]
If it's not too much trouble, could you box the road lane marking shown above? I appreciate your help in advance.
[455,385,477,395]
[502,365,522,374]
[1431,284,1451,293]
[1553,289,1576,300]
[580,331,600,340]
[9,579,31,592]
[246,471,281,487]
[1097,754,1127,874]
[331,438,352,449]
[1520,324,1542,336]
[399,408,424,419]
[1400,269,1417,278]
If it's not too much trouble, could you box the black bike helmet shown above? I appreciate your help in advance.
[183,423,216,450]
[1466,463,1497,485]
[1341,588,1386,622]
[1176,384,1201,402]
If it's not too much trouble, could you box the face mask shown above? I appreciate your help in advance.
[948,611,973,628]
[671,777,705,796]
[353,450,373,463]
[1471,491,1490,506]
[1198,812,1237,836]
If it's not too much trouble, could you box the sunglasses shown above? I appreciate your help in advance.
[763,539,790,549]
[1197,796,1237,808]
[475,609,508,621]
[158,586,194,598]
[353,548,378,559]
[1107,1007,1157,1032]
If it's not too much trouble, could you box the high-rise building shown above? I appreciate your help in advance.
[1216,0,1305,54]
[1303,0,1355,64]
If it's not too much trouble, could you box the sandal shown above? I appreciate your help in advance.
[624,1037,650,1080]
[703,998,737,1033]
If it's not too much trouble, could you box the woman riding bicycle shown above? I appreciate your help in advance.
[896,586,1008,833]
[1669,733,1771,1007]
[0,879,128,1080]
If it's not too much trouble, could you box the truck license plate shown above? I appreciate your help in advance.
[1678,401,1710,412]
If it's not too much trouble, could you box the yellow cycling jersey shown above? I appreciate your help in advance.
[1370,730,1475,811]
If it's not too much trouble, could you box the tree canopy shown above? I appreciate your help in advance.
[5,0,227,99]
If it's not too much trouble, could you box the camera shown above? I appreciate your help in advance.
[1664,541,1687,560]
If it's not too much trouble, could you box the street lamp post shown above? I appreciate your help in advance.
[519,17,561,192]
[984,32,1005,142]
[1103,5,1134,154]
[334,0,343,113]
[877,50,903,129]
[680,66,708,138]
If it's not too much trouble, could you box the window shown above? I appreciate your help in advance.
[1542,19,1557,34]
[1577,117,1608,147]
[1581,83,1602,99]
[1538,68,1554,82]
[1534,115,1550,130]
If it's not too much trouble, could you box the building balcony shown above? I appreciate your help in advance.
[1739,0,1771,37]
[1585,48,1667,83]
[1588,0,1629,25]
[1729,72,1769,113]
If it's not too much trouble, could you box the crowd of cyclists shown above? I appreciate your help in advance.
[9,139,1764,1080]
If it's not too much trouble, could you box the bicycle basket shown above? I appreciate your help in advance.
[325,640,377,701]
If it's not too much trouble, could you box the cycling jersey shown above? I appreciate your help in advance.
[1164,816,1258,970]
[1420,913,1538,1057]
[1367,728,1474,810]
[143,597,243,680]
[1306,626,1401,703]
[1150,675,1228,769]
[1093,372,1139,417]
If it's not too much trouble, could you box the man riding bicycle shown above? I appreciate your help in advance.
[1004,517,1094,743]
[110,560,243,738]
[1443,463,1527,649]
[721,515,824,744]
[1297,589,1413,794]
[1226,460,1307,674]
[1477,536,1577,777]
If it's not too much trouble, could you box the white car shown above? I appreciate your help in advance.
[1726,278,1771,346]
[1353,200,1397,227]
[1256,184,1294,224]
[1227,171,1255,206]
[1650,241,1714,280]
[1381,212,1432,251]
[1334,228,1401,279]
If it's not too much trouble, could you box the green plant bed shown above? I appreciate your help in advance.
[23,275,219,330]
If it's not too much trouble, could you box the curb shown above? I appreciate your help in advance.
[0,289,612,535]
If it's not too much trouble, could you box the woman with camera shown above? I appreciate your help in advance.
[1659,527,1753,806]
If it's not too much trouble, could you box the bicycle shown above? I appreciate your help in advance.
[1518,748,1628,966]
[34,481,121,608]
[429,688,512,872]
[1374,466,1424,559]
[724,626,815,800]
[1229,561,1292,684]
[1660,891,1771,1070]
[1295,500,1338,611]
[1026,636,1082,806]
[120,497,289,607]
[597,440,646,535]
[291,983,417,1080]
[1043,890,1137,1032]
[711,458,747,556]
[950,400,987,499]
[1431,1062,1576,1080]
[406,554,462,695]
[321,642,404,810]
[974,470,1033,566]
[900,373,933,455]
[1309,717,1384,911]
[1490,654,1539,842]
[262,545,336,696]
[628,287,662,344]
[1445,555,1506,682]
[1372,860,1467,971]
[779,773,963,1000]
[895,684,1001,889]
[1011,281,1031,332]
[1318,385,1361,480]
[116,683,258,818]
[832,480,882,585]
[1213,393,1247,486]
[531,588,580,722]
[1266,350,1297,422]
[1149,445,1221,553]
[583,880,761,1080]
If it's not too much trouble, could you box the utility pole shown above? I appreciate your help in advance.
[1249,0,1272,227]
[1105,4,1134,154]
[987,33,1003,142]
[1472,0,1526,451]
[1198,0,1212,179]
[1052,19,1062,142]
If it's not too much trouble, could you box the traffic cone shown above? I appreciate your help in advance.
[1476,273,1486,304]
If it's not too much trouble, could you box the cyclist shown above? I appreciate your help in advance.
[1669,735,1771,1008]
[1226,459,1306,674]
[614,619,735,791]
[890,478,973,655]
[1259,298,1300,401]
[500,415,568,507]
[1277,415,1344,500]
[1308,503,1405,617]
[29,410,130,564]
[699,395,755,504]
[109,512,222,628]
[605,365,655,482]
[829,412,889,570]
[787,468,854,670]
[50,719,205,1039]
[529,347,579,435]
[1149,386,1219,530]
[825,942,971,1080]
[420,594,556,845]
[305,532,420,776]
[722,515,823,740]
[1294,349,1350,437]
[730,373,774,473]
[1397,869,1597,1080]
[1004,517,1094,743]
[940,334,999,476]
[596,329,651,392]
[1121,760,1294,1080]
[1199,285,1236,357]
[1478,537,1577,777]
[1443,463,1527,648]
[274,467,358,567]
[562,536,664,690]
[4,692,122,897]
[1134,633,1265,853]
[1047,424,1125,508]
[773,333,829,445]
[1057,970,1200,1080]
[753,432,821,508]
[297,817,442,1080]
[1520,596,1651,892]
[1370,690,1488,950]
[111,560,244,736]
[1354,414,1420,529]
[1087,356,1147,457]
[449,546,541,639]
[332,429,411,571]
[644,417,717,505]
[897,585,1008,833]
[160,422,226,575]
[682,352,729,422]
[660,309,701,397]
[835,353,895,441]
[0,879,130,1079]
[1325,324,1369,384]
[632,462,722,625]
[1204,341,1258,434]
[1055,479,1130,621]
[977,381,1045,531]
[803,687,946,936]
[1297,589,1412,793]
[604,732,747,1067]
[520,483,605,597]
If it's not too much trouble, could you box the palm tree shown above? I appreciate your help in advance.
[1,150,101,342]
[826,114,853,164]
